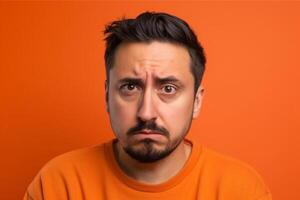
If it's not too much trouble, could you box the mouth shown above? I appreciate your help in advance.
[130,129,167,141]
[134,129,164,135]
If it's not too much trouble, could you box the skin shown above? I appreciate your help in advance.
[105,41,204,184]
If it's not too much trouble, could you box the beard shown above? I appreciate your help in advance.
[123,136,183,163]
[122,116,193,163]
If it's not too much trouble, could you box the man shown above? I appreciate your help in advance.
[24,12,271,200]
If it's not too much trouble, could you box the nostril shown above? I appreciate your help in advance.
[137,116,157,123]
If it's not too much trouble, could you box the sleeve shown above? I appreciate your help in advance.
[22,148,97,200]
[23,174,45,200]
[218,156,272,200]
[22,160,71,200]
[23,191,34,200]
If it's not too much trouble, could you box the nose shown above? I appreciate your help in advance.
[137,87,158,122]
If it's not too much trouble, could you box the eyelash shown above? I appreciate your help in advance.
[120,83,140,91]
[160,85,177,94]
[120,83,177,95]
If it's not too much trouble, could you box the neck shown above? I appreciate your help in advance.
[113,139,192,185]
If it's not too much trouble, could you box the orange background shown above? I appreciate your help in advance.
[1,1,299,199]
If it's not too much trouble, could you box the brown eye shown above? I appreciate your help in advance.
[120,83,139,96]
[126,84,136,90]
[161,85,176,94]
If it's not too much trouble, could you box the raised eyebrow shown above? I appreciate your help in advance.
[117,76,182,86]
[118,78,144,85]
[154,76,182,85]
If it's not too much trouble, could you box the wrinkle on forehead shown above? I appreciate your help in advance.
[132,59,171,78]
[112,41,191,80]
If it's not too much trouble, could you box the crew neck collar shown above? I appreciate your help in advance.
[104,138,203,192]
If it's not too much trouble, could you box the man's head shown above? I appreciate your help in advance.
[104,12,206,163]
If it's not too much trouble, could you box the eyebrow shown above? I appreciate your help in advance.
[154,76,181,85]
[118,78,144,85]
[118,76,182,86]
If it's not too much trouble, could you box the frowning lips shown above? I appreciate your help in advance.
[133,130,165,135]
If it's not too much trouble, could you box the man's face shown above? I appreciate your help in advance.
[106,41,203,163]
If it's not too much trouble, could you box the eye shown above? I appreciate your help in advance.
[124,84,136,90]
[161,85,177,94]
[120,83,139,95]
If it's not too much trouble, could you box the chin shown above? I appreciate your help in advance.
[123,139,178,163]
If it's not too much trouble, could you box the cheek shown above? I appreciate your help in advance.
[158,95,194,133]
[108,93,137,137]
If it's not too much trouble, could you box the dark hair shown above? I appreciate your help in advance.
[104,11,206,91]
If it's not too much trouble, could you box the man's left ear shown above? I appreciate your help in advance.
[193,86,204,118]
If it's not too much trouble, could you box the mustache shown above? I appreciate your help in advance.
[127,121,170,137]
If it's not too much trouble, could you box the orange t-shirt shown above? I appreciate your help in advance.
[24,139,271,200]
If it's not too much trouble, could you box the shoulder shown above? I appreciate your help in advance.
[41,141,107,174]
[201,147,260,175]
[200,146,271,199]
[25,140,112,199]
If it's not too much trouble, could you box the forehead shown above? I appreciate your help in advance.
[111,41,192,79]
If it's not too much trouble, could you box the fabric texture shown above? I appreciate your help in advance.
[24,138,271,200]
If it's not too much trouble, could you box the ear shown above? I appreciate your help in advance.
[193,86,204,118]
[105,80,109,113]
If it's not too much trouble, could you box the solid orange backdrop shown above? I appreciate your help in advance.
[1,1,299,200]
